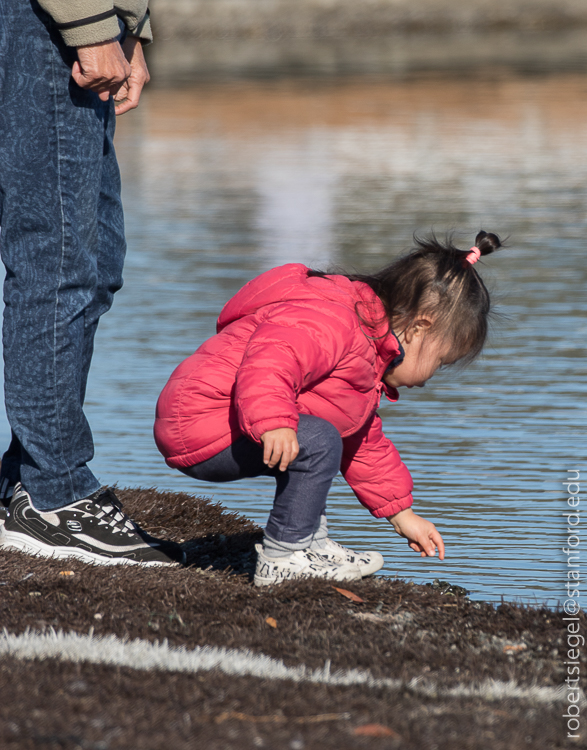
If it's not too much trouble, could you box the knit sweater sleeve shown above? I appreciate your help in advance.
[341,413,413,518]
[37,0,152,47]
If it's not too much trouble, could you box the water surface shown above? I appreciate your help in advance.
[3,74,586,604]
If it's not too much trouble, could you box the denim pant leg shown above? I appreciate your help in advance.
[0,0,125,510]
[80,90,126,402]
[184,414,343,545]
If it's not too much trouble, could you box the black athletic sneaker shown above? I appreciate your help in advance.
[1,484,185,567]
[0,478,13,529]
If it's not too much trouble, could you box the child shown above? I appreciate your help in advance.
[155,231,501,585]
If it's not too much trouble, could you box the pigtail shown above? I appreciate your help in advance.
[460,230,502,267]
[474,230,502,257]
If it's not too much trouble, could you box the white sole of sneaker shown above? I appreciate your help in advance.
[313,555,384,578]
[0,530,180,567]
[254,568,362,587]
[317,548,385,577]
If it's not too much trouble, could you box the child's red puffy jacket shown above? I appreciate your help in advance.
[154,264,413,518]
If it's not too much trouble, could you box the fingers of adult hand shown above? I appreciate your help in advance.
[129,45,150,85]
[114,82,141,115]
[72,66,122,99]
[74,66,129,89]
[116,57,150,114]
[116,58,150,113]
[114,81,129,102]
[71,61,96,91]
[75,42,130,93]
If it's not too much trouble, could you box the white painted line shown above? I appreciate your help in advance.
[0,629,576,705]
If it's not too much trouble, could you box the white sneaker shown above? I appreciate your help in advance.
[314,538,384,577]
[254,544,362,587]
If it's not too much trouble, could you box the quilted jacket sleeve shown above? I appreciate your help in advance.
[341,413,413,518]
[235,302,352,441]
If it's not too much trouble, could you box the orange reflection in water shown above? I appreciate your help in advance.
[120,74,587,138]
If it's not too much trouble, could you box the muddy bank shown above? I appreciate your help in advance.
[0,486,577,680]
[0,487,583,748]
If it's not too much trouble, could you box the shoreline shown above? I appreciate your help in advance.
[145,28,587,81]
[0,487,583,747]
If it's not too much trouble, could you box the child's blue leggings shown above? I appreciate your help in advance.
[182,414,342,555]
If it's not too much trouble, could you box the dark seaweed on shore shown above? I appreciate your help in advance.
[0,487,580,688]
[0,487,583,749]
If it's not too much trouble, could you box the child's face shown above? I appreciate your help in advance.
[383,321,454,389]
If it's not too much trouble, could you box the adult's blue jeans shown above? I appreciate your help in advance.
[0,0,126,510]
[183,414,343,546]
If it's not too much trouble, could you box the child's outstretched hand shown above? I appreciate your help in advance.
[261,428,299,472]
[387,507,445,560]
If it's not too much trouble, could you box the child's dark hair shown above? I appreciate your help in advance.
[308,231,501,365]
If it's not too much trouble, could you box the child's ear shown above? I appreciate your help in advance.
[404,317,433,343]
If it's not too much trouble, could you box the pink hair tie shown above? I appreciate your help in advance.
[464,246,481,266]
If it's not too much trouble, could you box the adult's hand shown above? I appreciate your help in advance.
[72,40,131,101]
[114,37,151,115]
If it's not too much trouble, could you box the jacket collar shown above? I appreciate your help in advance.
[352,281,404,367]
[352,282,404,403]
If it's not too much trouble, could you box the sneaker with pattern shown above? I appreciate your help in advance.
[314,538,384,577]
[0,478,14,530]
[254,543,362,586]
[1,484,184,566]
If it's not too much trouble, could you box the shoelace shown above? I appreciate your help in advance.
[302,549,334,566]
[322,539,367,563]
[90,490,136,535]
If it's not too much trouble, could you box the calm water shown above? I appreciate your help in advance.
[2,74,586,604]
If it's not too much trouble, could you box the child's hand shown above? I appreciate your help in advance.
[260,428,299,471]
[387,508,445,560]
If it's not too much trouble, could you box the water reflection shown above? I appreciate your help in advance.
[2,74,586,603]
